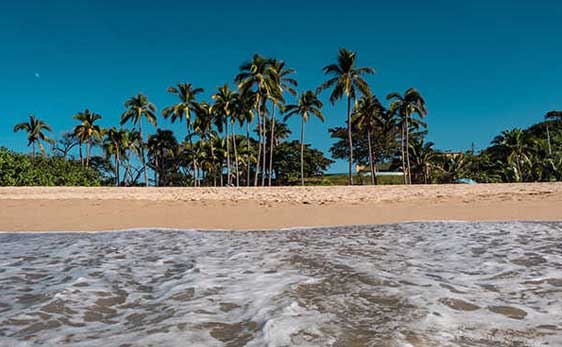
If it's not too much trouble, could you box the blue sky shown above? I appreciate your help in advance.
[1,0,561,172]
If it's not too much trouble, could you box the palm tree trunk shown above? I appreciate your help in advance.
[210,138,217,187]
[400,122,407,184]
[347,96,354,185]
[261,104,267,187]
[87,138,93,167]
[405,117,412,185]
[546,122,552,155]
[246,122,251,187]
[268,104,276,186]
[154,157,159,187]
[123,161,130,186]
[254,97,262,186]
[115,150,119,186]
[220,157,224,187]
[373,151,379,185]
[79,142,83,166]
[232,123,240,187]
[367,128,374,185]
[187,123,198,187]
[32,142,36,161]
[300,117,305,186]
[225,117,231,186]
[139,114,149,187]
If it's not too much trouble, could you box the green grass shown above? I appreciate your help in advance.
[304,173,404,186]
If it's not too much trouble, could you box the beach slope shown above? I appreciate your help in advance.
[0,183,561,231]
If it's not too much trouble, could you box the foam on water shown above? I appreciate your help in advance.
[0,222,561,346]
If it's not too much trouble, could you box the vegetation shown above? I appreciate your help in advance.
[317,48,374,185]
[284,91,325,185]
[13,115,55,159]
[0,147,100,186]
[3,49,562,186]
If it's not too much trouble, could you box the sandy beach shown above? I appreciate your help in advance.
[0,183,560,231]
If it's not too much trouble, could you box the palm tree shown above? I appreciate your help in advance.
[409,138,435,184]
[237,90,256,186]
[235,54,281,186]
[212,84,238,186]
[73,109,103,167]
[387,88,427,184]
[120,93,157,187]
[162,83,203,186]
[121,130,143,186]
[268,60,297,186]
[545,111,562,155]
[13,115,55,159]
[492,129,534,181]
[317,48,374,185]
[194,102,218,186]
[284,91,325,185]
[353,95,385,184]
[147,129,179,186]
[104,127,129,186]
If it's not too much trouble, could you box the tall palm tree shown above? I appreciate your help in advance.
[162,83,203,186]
[268,60,297,186]
[353,95,385,184]
[13,115,55,159]
[104,127,129,186]
[545,111,562,155]
[121,130,143,186]
[73,109,103,167]
[284,91,325,185]
[235,54,281,186]
[317,48,374,185]
[387,88,427,184]
[120,93,157,187]
[237,90,256,186]
[212,84,238,186]
[194,102,218,186]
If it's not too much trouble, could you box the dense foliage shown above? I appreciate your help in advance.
[330,114,562,184]
[4,48,561,186]
[0,148,101,186]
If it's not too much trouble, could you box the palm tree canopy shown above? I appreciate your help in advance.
[73,109,104,142]
[235,54,282,103]
[387,88,428,120]
[353,95,385,131]
[121,93,158,126]
[545,111,562,122]
[103,127,130,158]
[284,91,325,123]
[13,115,55,146]
[193,102,219,136]
[212,84,239,117]
[162,83,203,125]
[317,48,374,104]
[272,60,298,98]
[148,129,179,156]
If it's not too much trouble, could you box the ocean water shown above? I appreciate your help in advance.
[0,222,561,347]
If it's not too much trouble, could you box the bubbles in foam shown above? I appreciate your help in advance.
[0,222,561,346]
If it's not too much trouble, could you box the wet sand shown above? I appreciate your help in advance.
[0,183,561,231]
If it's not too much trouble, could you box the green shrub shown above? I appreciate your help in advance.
[0,147,101,186]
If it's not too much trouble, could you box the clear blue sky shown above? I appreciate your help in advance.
[1,0,561,172]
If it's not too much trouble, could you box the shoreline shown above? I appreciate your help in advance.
[1,183,561,232]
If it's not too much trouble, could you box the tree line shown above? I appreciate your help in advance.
[6,49,562,186]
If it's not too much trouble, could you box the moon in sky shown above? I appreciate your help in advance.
[34,72,40,79]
